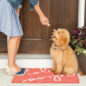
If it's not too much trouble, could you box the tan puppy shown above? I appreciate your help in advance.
[50,28,78,75]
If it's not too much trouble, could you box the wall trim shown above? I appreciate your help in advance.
[78,0,85,27]
[0,59,52,68]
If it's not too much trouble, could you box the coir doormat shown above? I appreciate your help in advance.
[12,68,79,83]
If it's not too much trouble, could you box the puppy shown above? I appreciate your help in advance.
[50,28,78,75]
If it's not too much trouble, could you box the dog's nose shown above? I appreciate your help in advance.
[51,35,55,38]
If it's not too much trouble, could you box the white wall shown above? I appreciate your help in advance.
[78,0,85,28]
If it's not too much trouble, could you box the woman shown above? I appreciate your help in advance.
[0,0,49,75]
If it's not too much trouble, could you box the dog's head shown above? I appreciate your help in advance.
[51,28,70,48]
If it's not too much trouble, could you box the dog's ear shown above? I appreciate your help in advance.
[59,35,68,47]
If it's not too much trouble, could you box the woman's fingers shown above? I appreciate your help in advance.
[40,16,50,27]
[46,18,49,24]
[41,17,50,26]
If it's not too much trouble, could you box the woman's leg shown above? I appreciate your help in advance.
[7,36,22,72]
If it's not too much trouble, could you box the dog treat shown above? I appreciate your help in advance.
[47,24,51,27]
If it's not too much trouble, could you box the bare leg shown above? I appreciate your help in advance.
[7,36,22,72]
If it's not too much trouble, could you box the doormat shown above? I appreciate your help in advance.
[12,68,79,83]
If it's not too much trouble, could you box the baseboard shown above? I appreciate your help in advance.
[0,59,52,68]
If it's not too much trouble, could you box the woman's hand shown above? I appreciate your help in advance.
[16,8,20,16]
[40,16,49,26]
[34,5,50,27]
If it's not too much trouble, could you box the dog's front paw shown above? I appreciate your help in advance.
[62,71,67,75]
[54,71,60,75]
[51,68,55,72]
[54,70,62,75]
[54,72,60,75]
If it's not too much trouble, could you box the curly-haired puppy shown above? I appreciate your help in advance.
[50,28,78,75]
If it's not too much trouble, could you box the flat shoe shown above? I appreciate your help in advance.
[6,68,27,76]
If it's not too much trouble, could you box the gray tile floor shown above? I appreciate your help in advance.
[0,69,86,86]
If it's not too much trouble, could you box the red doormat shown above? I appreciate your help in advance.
[12,68,79,83]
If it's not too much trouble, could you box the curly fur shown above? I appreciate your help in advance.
[50,28,78,75]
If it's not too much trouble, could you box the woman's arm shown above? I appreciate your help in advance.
[16,8,21,16]
[17,0,50,26]
[16,0,23,16]
[34,5,50,26]
[29,0,50,26]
